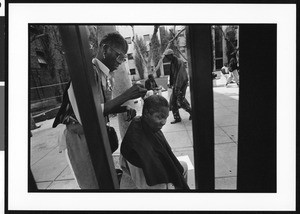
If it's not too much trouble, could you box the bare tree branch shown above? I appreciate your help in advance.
[215,25,237,51]
[173,45,187,61]
[154,27,186,72]
[30,34,46,43]
[169,27,185,43]
[131,26,148,68]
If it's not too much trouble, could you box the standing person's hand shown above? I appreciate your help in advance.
[123,84,147,100]
[103,84,147,116]
[125,106,137,122]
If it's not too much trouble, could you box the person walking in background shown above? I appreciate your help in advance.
[226,51,240,87]
[163,49,192,124]
[52,32,147,189]
[119,95,189,190]
[221,63,230,80]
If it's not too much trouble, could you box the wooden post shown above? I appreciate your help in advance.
[59,25,119,189]
[237,25,276,192]
[186,25,215,191]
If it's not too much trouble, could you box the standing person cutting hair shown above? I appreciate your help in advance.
[120,95,189,190]
[53,32,147,189]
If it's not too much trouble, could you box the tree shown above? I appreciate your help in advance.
[132,25,167,79]
[159,26,170,54]
[167,28,181,58]
[87,25,98,58]
[225,26,238,62]
[153,26,186,72]
[134,35,146,79]
[150,26,161,77]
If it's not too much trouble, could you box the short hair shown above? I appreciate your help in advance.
[148,74,154,79]
[99,32,128,53]
[142,95,169,115]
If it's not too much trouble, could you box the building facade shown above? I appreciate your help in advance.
[117,25,165,81]
[30,25,69,115]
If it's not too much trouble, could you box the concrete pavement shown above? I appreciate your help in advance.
[31,75,239,190]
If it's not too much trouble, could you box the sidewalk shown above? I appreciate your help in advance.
[31,75,239,190]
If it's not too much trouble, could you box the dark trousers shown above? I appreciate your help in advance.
[170,81,191,120]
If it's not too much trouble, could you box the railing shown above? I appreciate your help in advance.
[30,81,69,103]
[30,81,68,90]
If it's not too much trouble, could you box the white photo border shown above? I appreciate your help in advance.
[8,3,296,211]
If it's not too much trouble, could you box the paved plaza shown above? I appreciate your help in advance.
[31,75,239,190]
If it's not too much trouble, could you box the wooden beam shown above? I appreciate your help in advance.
[187,25,215,191]
[59,25,119,190]
[237,25,276,192]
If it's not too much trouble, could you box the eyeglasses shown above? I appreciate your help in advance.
[106,45,126,64]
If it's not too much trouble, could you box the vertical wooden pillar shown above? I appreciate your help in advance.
[59,25,119,190]
[187,25,215,191]
[237,25,276,192]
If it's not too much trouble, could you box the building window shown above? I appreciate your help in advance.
[125,37,131,44]
[130,68,136,75]
[36,50,47,68]
[128,53,134,60]
[143,34,150,42]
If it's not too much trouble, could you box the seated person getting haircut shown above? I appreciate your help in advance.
[120,95,190,190]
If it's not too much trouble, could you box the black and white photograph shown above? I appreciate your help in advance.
[28,24,244,191]
[7,3,296,212]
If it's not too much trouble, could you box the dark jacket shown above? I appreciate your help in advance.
[169,56,188,90]
[145,78,158,90]
[53,61,106,128]
[121,116,190,189]
[228,57,238,72]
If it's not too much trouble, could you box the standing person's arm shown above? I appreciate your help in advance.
[103,84,147,116]
[228,58,236,72]
[173,61,187,92]
[169,63,174,88]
